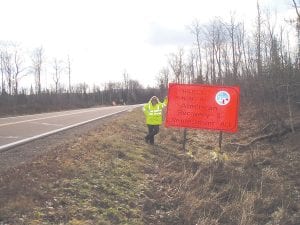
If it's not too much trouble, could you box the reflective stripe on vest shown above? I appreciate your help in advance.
[148,104,162,114]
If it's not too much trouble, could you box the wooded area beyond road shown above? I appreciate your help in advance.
[0,1,299,133]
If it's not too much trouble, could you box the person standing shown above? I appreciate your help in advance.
[143,96,168,145]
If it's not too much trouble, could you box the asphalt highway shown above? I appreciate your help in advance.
[0,104,141,151]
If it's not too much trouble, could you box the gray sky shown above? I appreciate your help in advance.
[0,0,296,89]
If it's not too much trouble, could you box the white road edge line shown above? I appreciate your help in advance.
[0,106,125,127]
[0,105,141,153]
[0,105,121,120]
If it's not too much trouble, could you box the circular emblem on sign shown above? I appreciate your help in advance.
[215,91,230,106]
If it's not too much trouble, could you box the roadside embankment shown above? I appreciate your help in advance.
[0,108,299,225]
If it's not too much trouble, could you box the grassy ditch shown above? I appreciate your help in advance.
[0,107,299,225]
[0,109,151,224]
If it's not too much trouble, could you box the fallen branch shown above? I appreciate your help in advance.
[227,122,300,151]
[228,132,277,148]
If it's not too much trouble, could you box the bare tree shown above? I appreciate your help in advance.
[0,44,25,95]
[256,0,263,77]
[156,67,169,97]
[213,20,226,84]
[168,48,185,83]
[222,13,244,82]
[186,49,197,84]
[293,0,300,17]
[202,20,221,84]
[122,70,129,104]
[31,47,44,94]
[0,47,13,95]
[0,51,5,94]
[11,47,24,95]
[67,55,72,93]
[292,0,300,66]
[52,58,63,93]
[190,20,203,83]
[229,14,238,80]
[128,79,142,103]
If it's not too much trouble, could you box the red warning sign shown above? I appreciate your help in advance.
[165,83,240,133]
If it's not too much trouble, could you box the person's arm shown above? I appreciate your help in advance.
[162,96,168,107]
[143,103,148,115]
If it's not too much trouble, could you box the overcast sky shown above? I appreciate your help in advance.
[0,0,296,89]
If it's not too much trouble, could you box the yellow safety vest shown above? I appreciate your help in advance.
[143,99,167,125]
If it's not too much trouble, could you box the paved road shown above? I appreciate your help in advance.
[0,105,141,151]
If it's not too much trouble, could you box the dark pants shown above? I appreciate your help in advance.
[145,125,159,144]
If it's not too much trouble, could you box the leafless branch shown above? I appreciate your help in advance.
[292,0,300,18]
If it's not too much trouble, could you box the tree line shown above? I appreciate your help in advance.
[0,68,156,116]
[156,1,300,131]
[0,1,299,126]
[0,41,157,116]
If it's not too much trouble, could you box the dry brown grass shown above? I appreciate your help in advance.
[141,106,300,225]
